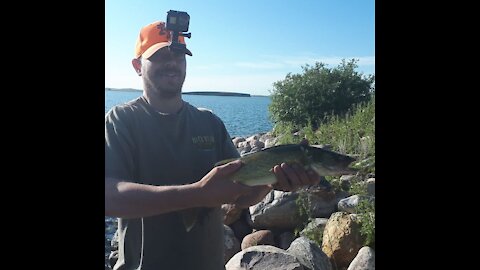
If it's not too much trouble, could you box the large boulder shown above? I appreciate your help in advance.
[249,191,302,230]
[287,237,332,270]
[226,245,304,270]
[321,212,364,270]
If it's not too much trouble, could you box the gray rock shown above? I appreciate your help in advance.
[309,193,338,218]
[278,231,296,250]
[241,230,275,250]
[300,218,328,238]
[366,178,375,196]
[338,195,375,214]
[338,195,361,214]
[264,137,278,148]
[246,134,260,142]
[230,210,253,243]
[224,225,241,264]
[232,137,246,147]
[287,237,332,270]
[226,245,304,270]
[249,139,265,150]
[249,191,302,229]
[347,246,375,270]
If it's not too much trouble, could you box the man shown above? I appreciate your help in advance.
[105,20,321,270]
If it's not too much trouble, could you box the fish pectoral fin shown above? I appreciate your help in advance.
[214,157,239,167]
[181,208,200,232]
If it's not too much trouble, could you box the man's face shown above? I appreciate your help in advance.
[141,47,187,98]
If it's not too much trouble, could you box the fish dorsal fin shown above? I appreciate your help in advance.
[214,157,239,167]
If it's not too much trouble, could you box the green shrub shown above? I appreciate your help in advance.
[349,180,375,249]
[269,59,374,129]
[356,199,375,249]
[293,192,323,245]
[294,191,312,236]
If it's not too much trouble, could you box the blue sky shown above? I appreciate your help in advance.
[105,0,375,96]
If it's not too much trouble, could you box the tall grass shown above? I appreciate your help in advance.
[275,95,376,249]
[310,96,375,158]
[272,95,375,159]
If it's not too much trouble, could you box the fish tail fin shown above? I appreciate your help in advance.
[181,208,200,232]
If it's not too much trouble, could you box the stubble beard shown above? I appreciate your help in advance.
[158,85,182,99]
[157,76,185,99]
[145,74,185,99]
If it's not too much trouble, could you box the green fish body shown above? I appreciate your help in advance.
[215,144,357,186]
[182,144,357,231]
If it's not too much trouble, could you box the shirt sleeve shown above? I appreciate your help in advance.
[105,107,137,181]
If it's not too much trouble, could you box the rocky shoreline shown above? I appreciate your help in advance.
[105,131,375,270]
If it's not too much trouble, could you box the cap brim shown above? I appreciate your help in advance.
[184,48,193,56]
[142,42,193,59]
[141,42,171,59]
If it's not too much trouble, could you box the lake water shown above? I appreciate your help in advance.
[105,90,273,137]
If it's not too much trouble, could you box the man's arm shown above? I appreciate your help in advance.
[105,177,202,218]
[105,160,268,218]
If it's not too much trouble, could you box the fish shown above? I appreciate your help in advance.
[181,143,358,232]
[215,143,358,186]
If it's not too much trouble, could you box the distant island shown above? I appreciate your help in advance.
[105,88,141,92]
[105,88,265,97]
[182,91,251,97]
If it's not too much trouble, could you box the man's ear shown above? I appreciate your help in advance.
[132,58,142,76]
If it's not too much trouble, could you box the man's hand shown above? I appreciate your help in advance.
[270,139,321,192]
[270,163,321,192]
[195,160,271,207]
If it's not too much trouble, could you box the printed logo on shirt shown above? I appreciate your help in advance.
[192,135,215,150]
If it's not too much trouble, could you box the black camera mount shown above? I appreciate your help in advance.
[166,10,191,54]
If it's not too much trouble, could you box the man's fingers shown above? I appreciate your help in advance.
[280,163,303,188]
[272,165,293,191]
[290,163,310,186]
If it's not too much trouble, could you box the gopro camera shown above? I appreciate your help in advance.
[166,10,191,54]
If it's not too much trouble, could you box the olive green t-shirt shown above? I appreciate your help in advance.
[105,96,239,270]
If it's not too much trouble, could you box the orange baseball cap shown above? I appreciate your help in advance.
[134,21,192,59]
